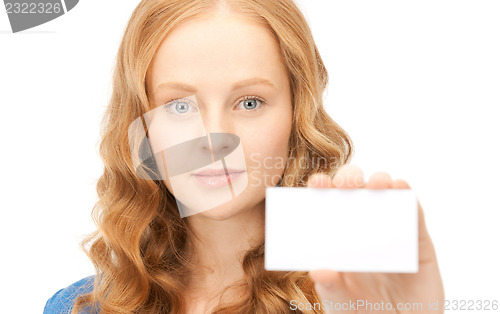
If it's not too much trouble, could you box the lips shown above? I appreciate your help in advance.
[192,168,245,176]
[192,168,246,188]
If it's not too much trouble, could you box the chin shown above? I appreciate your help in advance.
[186,188,260,220]
[189,199,245,221]
[195,204,243,220]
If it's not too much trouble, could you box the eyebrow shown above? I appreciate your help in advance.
[154,77,276,94]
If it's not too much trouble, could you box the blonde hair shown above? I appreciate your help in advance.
[72,0,354,313]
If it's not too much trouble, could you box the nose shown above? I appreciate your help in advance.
[163,132,239,177]
[205,133,240,162]
[199,109,239,161]
[201,106,232,135]
[161,108,240,176]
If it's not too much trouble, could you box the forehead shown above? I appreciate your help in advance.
[147,12,285,93]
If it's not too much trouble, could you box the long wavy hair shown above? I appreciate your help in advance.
[72,0,354,313]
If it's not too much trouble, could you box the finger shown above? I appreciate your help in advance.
[307,173,335,189]
[332,164,364,189]
[309,269,344,287]
[391,179,438,264]
[416,200,439,265]
[417,200,429,243]
[391,179,429,244]
[309,269,356,314]
[364,171,392,189]
[391,178,411,189]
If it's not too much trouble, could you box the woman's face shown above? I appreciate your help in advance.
[146,11,292,220]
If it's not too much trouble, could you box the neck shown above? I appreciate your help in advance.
[183,199,265,297]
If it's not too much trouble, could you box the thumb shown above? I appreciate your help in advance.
[309,269,356,314]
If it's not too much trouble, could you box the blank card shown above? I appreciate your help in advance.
[265,187,419,273]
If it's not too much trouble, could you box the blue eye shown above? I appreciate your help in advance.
[163,99,198,115]
[236,96,265,111]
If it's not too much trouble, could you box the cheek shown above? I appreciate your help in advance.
[259,126,290,156]
[241,116,292,187]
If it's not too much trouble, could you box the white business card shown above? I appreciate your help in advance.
[265,187,419,273]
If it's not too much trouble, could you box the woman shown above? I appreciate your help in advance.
[44,0,444,313]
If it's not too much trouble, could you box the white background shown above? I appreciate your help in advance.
[1,1,499,313]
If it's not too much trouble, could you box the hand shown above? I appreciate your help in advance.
[307,164,445,313]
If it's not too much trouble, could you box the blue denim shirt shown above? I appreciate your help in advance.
[43,275,98,314]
